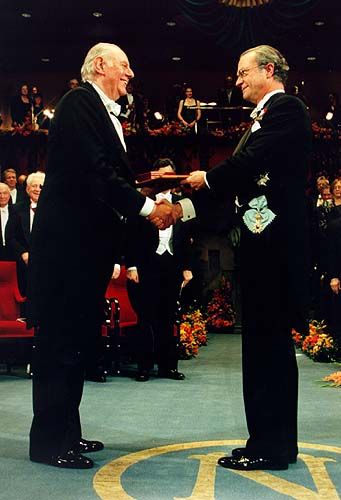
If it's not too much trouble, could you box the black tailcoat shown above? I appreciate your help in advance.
[204,93,312,460]
[28,82,146,461]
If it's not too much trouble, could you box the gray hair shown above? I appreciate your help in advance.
[0,182,10,193]
[80,42,121,82]
[241,45,289,84]
[26,171,45,187]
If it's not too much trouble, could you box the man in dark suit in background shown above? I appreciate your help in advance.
[2,168,27,205]
[217,74,245,125]
[0,182,13,261]
[187,45,312,471]
[27,42,194,470]
[125,158,193,382]
[6,171,45,295]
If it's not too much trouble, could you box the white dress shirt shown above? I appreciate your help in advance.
[155,191,173,256]
[10,188,17,204]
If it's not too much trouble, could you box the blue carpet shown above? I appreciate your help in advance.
[0,334,340,499]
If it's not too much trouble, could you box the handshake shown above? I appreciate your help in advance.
[147,199,183,229]
[145,170,206,229]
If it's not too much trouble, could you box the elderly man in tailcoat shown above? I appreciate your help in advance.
[27,42,192,469]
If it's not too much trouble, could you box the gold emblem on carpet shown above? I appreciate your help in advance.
[93,440,341,499]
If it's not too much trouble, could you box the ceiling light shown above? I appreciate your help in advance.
[172,56,181,61]
[314,20,325,26]
[166,21,176,27]
[92,11,103,17]
[307,56,317,61]
[21,12,31,18]
[41,58,50,63]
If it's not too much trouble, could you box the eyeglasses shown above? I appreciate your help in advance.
[236,65,263,79]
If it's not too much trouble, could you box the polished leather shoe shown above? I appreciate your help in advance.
[31,450,94,469]
[158,369,185,380]
[77,438,104,453]
[218,455,288,471]
[135,370,150,382]
[232,447,297,464]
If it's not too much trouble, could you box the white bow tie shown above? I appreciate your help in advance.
[106,102,121,117]
[156,192,171,201]
[250,107,262,120]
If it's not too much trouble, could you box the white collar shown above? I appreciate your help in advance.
[250,89,285,119]
[89,82,121,116]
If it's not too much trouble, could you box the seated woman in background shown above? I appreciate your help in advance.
[177,86,201,133]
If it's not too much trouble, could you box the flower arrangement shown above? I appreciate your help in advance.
[292,320,338,362]
[179,307,207,359]
[206,275,236,331]
[146,120,188,137]
[322,371,341,387]
[121,121,137,136]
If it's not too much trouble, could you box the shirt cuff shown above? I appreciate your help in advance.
[177,198,196,222]
[204,172,210,189]
[139,197,155,217]
[127,266,137,272]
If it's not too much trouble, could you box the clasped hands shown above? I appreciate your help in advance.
[148,199,182,229]
[147,170,205,229]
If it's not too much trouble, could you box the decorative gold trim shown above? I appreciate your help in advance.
[219,0,271,7]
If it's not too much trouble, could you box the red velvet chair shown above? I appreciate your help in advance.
[0,261,34,373]
[104,266,138,374]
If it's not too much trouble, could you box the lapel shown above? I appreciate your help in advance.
[233,126,252,156]
[233,93,286,155]
[80,82,134,182]
[81,82,125,154]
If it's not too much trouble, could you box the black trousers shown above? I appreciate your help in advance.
[127,252,181,371]
[239,223,301,461]
[29,321,101,460]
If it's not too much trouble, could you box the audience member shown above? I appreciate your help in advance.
[2,168,27,204]
[6,171,45,295]
[117,81,144,130]
[0,182,13,261]
[10,83,32,127]
[177,86,201,133]
[329,177,341,219]
[217,74,243,106]
[126,158,193,382]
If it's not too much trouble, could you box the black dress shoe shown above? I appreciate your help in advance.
[218,455,288,471]
[31,450,94,469]
[232,447,297,464]
[158,369,185,380]
[77,438,104,453]
[135,370,150,382]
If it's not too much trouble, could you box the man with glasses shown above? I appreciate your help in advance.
[187,45,312,471]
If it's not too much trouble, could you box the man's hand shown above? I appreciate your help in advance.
[186,170,206,190]
[111,263,121,279]
[127,269,139,283]
[148,199,183,229]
